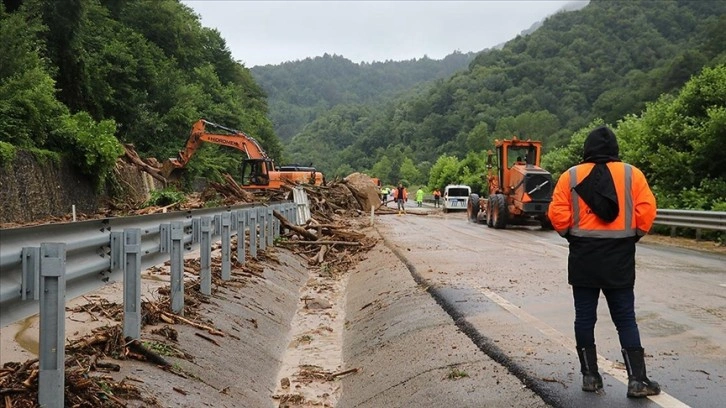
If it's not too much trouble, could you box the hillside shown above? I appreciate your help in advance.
[283,0,726,184]
[0,0,279,187]
[251,52,476,144]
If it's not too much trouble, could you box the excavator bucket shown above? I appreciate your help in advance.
[160,158,185,181]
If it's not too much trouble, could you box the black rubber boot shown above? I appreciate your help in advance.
[622,347,661,398]
[577,346,603,392]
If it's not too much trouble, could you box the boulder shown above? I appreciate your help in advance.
[343,173,381,212]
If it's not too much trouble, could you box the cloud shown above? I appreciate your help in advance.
[182,1,584,67]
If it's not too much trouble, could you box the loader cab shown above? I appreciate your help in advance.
[241,158,272,186]
[495,137,542,195]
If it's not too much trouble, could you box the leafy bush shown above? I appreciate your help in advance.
[0,141,16,167]
[144,187,186,207]
[52,112,123,189]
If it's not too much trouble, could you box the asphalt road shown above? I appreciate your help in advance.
[378,203,725,408]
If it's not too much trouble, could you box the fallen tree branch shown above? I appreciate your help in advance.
[273,209,318,241]
[277,240,360,246]
[160,312,225,337]
[125,338,171,367]
[315,245,328,264]
[327,367,360,380]
[194,332,220,346]
[123,144,167,184]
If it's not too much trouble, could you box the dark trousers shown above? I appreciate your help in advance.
[573,286,642,349]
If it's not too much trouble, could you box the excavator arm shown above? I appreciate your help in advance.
[161,119,272,179]
[161,119,324,189]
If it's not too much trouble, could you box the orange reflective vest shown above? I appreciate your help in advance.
[548,162,656,239]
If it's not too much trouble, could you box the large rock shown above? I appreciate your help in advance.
[343,173,381,212]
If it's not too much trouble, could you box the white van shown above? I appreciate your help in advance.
[443,184,471,213]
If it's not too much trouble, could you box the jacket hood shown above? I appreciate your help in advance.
[583,126,619,163]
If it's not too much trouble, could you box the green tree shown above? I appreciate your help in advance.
[371,156,394,185]
[399,157,421,186]
[428,155,460,190]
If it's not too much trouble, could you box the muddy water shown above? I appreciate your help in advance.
[13,315,39,356]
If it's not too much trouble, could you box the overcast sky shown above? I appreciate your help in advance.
[181,1,585,68]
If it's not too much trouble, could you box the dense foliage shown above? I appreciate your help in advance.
[251,52,476,143]
[1,0,724,215]
[280,0,725,197]
[0,0,279,186]
[544,64,726,220]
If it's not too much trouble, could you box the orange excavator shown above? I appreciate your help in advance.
[160,119,324,189]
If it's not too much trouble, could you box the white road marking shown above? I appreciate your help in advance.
[479,288,691,408]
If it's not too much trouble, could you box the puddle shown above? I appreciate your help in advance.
[14,315,40,356]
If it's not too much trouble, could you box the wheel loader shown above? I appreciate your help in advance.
[467,136,554,229]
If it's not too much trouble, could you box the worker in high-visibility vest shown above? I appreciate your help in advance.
[391,183,408,215]
[380,186,390,204]
[548,126,659,399]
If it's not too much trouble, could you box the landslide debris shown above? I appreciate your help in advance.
[1,154,386,407]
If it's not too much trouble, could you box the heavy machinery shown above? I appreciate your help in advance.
[467,136,553,229]
[161,119,324,189]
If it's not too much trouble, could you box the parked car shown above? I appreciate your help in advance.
[443,185,471,213]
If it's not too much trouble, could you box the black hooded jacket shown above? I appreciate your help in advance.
[567,126,639,288]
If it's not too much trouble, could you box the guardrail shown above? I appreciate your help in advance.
[653,209,726,239]
[0,202,300,327]
[0,200,303,407]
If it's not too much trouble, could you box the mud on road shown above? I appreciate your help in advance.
[1,214,549,408]
[2,204,722,407]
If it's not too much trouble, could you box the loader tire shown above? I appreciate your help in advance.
[492,194,508,229]
[467,194,480,222]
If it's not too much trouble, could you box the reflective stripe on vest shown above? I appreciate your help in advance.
[568,163,635,238]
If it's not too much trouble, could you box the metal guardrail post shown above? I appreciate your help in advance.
[38,243,66,408]
[249,209,258,259]
[221,212,231,280]
[258,207,267,251]
[170,221,184,315]
[293,202,299,225]
[110,231,123,271]
[292,199,300,225]
[192,217,200,244]
[236,210,246,266]
[160,223,170,253]
[21,247,40,300]
[214,214,221,237]
[200,216,212,296]
[267,207,275,246]
[123,229,141,340]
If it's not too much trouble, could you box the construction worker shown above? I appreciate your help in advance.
[392,183,408,215]
[548,126,659,398]
[433,188,441,208]
[380,186,390,204]
[415,187,424,207]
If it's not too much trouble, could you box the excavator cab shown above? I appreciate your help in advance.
[241,158,273,187]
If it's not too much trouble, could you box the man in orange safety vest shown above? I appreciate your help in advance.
[548,126,660,399]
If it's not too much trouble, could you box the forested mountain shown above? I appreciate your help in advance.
[250,52,476,143]
[0,0,279,187]
[284,0,726,191]
[1,0,723,213]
